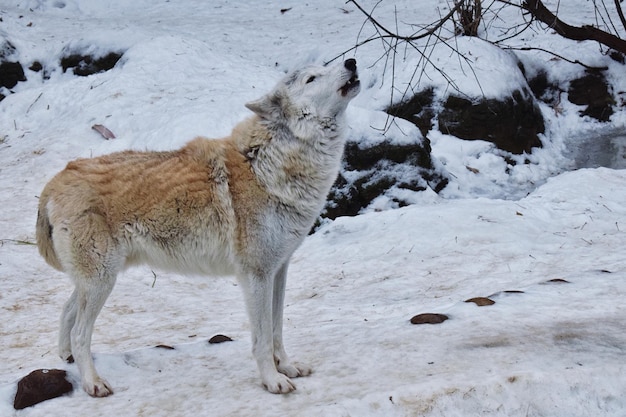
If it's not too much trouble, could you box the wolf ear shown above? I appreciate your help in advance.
[245,91,285,120]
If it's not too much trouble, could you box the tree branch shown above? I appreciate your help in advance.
[523,0,626,54]
[616,0,626,34]
[346,0,464,42]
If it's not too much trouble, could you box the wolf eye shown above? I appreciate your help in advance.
[305,76,316,84]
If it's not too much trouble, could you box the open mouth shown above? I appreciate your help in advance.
[340,73,360,96]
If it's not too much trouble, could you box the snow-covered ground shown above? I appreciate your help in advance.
[0,1,625,416]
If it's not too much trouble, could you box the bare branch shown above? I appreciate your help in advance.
[346,0,464,42]
[616,0,626,34]
[523,0,626,54]
[503,46,609,70]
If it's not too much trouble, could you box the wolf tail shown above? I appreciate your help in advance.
[36,194,64,271]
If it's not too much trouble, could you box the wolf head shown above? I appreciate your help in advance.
[246,59,360,138]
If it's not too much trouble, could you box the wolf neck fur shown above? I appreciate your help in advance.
[234,115,345,214]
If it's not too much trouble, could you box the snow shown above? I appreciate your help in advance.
[1,0,625,416]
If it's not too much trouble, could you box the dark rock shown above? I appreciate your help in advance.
[386,82,545,155]
[0,40,17,59]
[208,334,233,344]
[322,138,449,221]
[545,278,570,284]
[60,51,123,76]
[489,290,525,298]
[465,297,495,306]
[438,89,544,154]
[0,61,26,89]
[29,61,43,72]
[0,39,26,89]
[410,313,449,325]
[527,70,561,107]
[344,139,435,171]
[13,369,73,410]
[154,344,175,350]
[527,70,550,97]
[386,88,436,137]
[567,71,614,121]
[609,51,625,64]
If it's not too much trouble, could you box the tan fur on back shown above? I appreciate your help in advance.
[36,116,278,277]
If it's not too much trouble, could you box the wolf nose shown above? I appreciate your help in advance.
[344,59,357,72]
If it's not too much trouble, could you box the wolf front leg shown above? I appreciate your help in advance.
[238,270,296,393]
[272,261,312,378]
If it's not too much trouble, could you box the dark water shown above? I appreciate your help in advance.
[567,130,626,169]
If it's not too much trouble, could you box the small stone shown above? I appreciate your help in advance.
[208,334,233,344]
[154,344,175,350]
[490,290,525,298]
[465,297,495,306]
[410,313,449,325]
[29,61,43,72]
[14,369,73,410]
[60,51,123,76]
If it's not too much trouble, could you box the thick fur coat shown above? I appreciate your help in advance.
[36,59,360,396]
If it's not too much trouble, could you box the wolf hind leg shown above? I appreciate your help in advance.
[54,208,122,396]
[71,273,117,397]
[59,289,78,363]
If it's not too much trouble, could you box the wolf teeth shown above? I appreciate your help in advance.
[343,75,359,88]
[339,74,360,96]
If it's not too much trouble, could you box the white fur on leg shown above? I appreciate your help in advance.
[58,289,78,362]
[271,263,313,380]
[240,271,297,394]
[70,273,117,397]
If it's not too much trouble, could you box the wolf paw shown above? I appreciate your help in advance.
[59,347,74,363]
[83,378,113,397]
[262,372,296,394]
[277,361,312,378]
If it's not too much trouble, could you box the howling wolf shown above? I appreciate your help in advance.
[36,59,360,396]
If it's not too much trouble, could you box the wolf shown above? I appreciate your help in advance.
[35,59,360,397]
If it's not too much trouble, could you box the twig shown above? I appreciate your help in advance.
[26,92,43,114]
[0,239,36,245]
[347,0,463,42]
[503,45,608,70]
[328,0,463,63]
[616,0,626,34]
